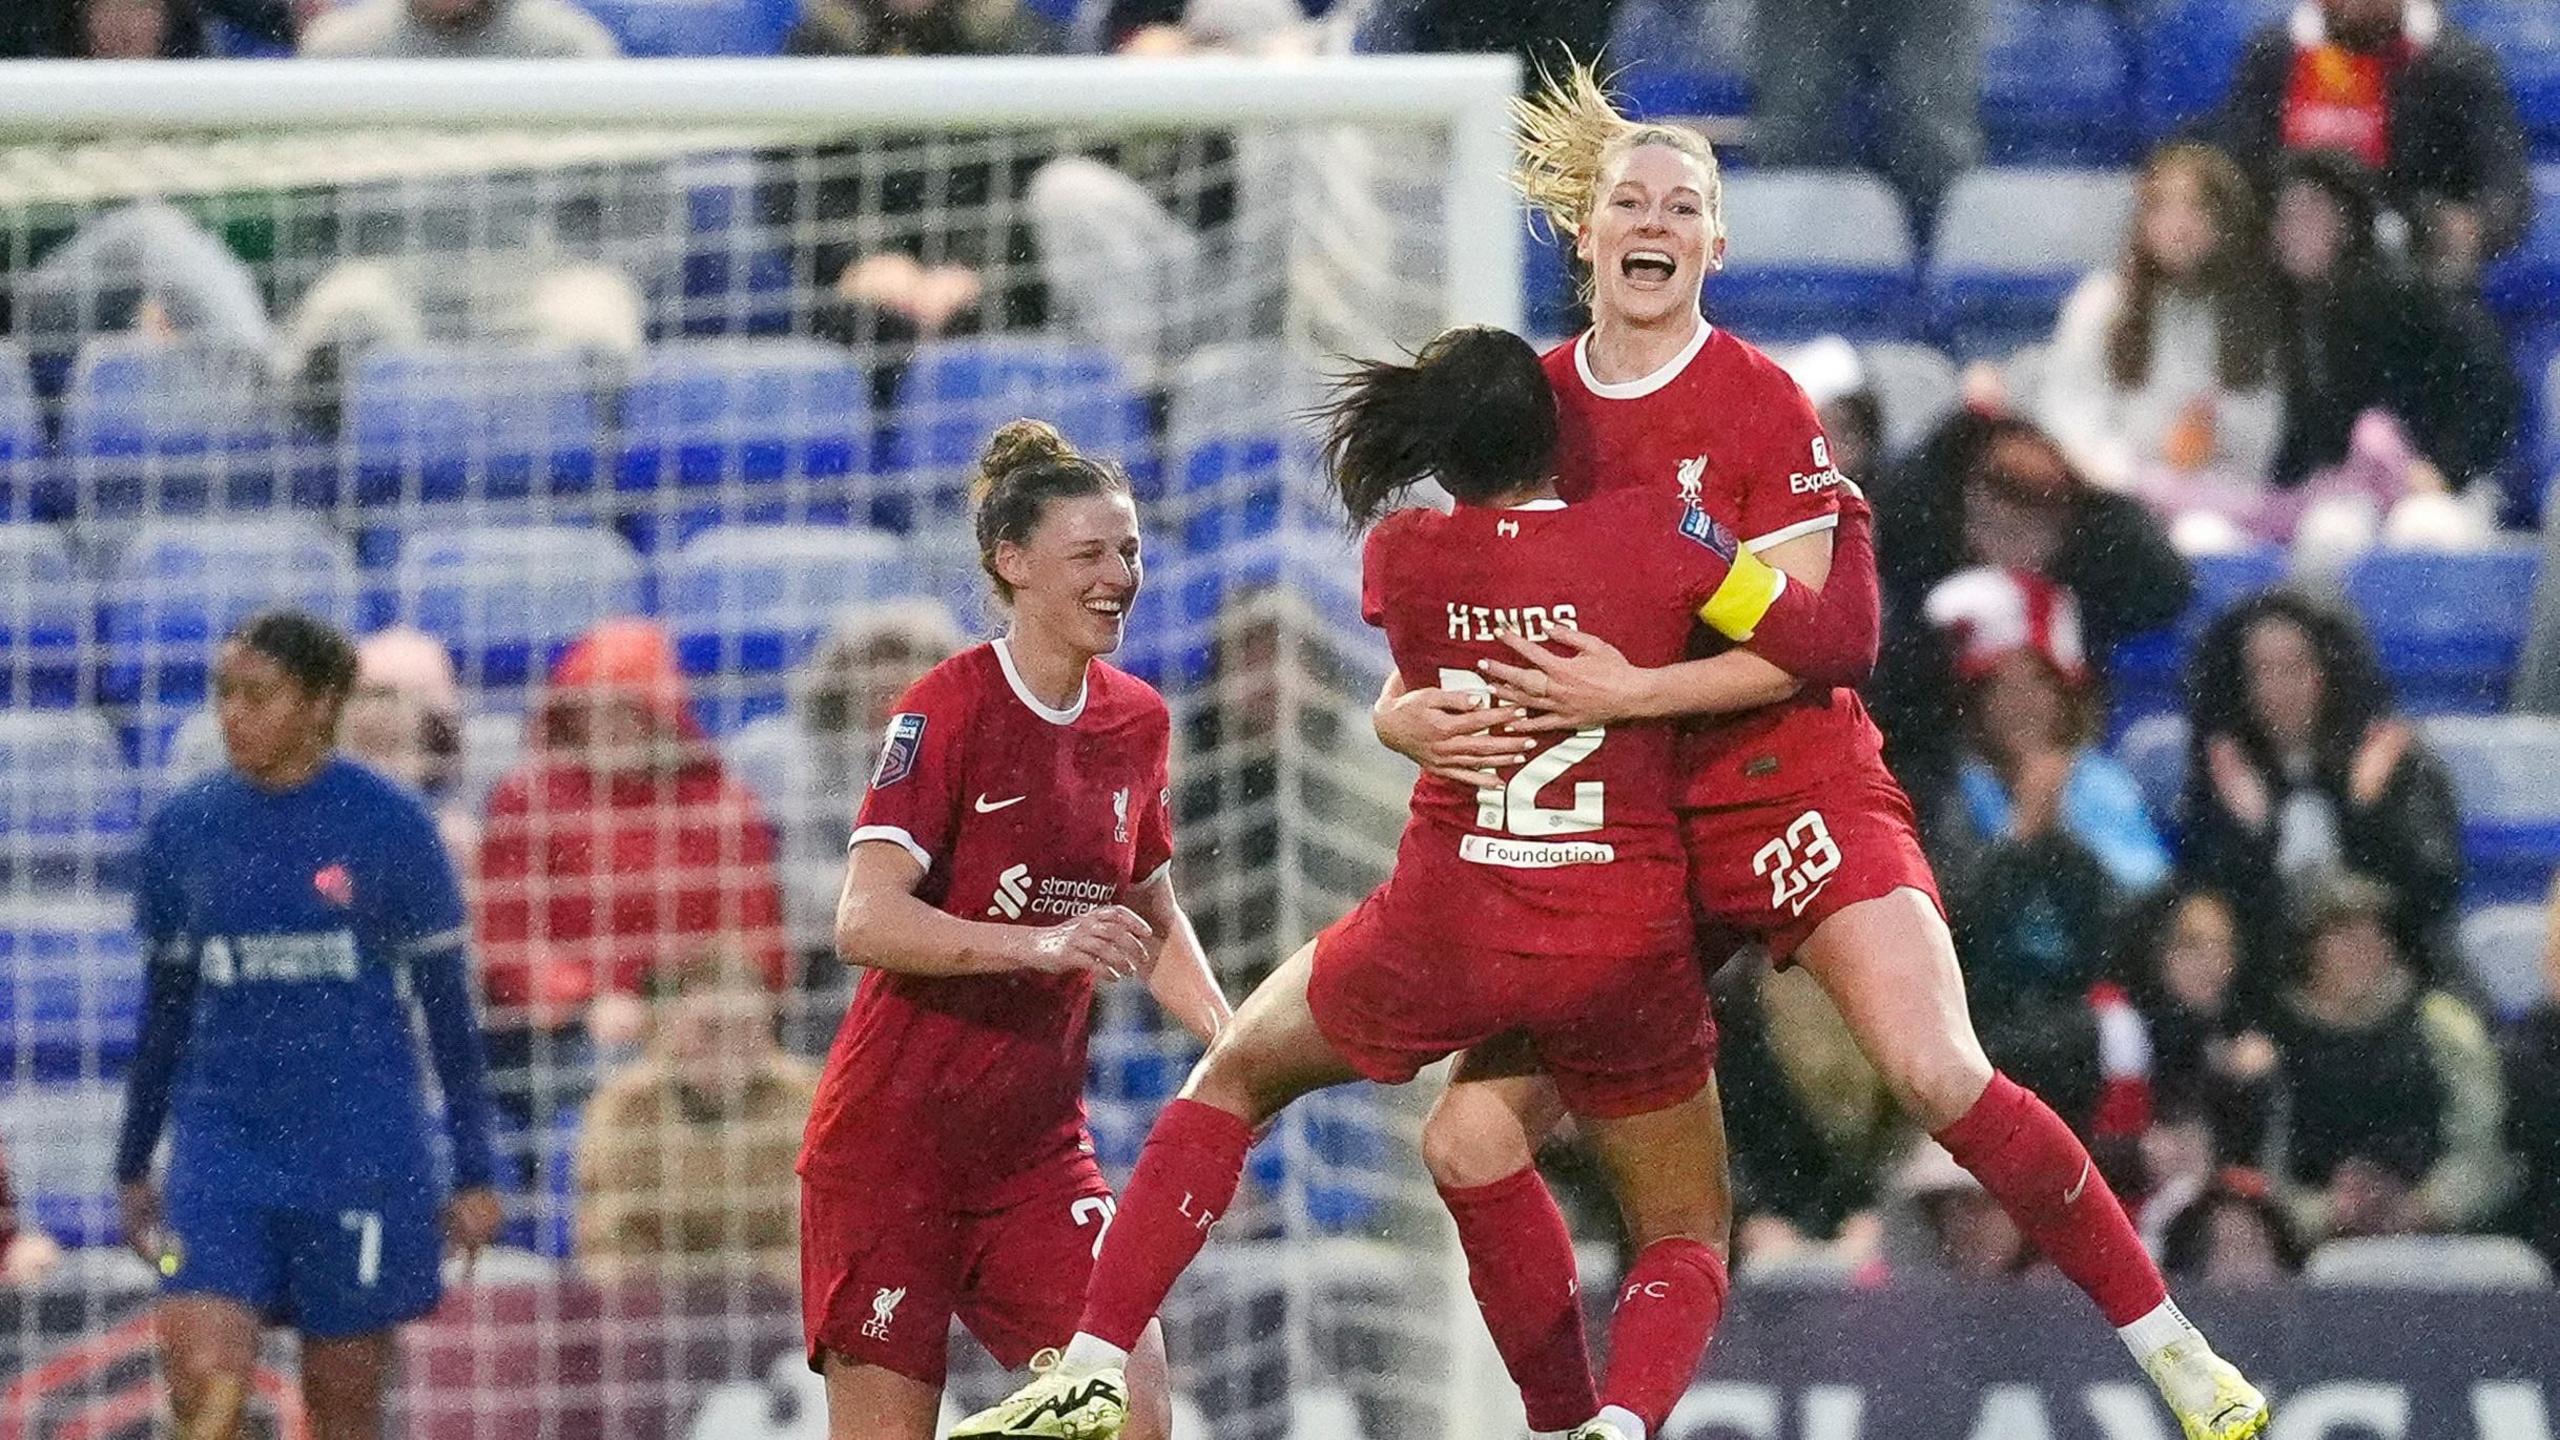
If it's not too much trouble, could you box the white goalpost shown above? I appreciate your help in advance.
[0,52,1523,1440]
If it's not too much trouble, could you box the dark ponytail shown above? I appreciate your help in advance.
[1318,325,1559,528]
[969,418,1131,603]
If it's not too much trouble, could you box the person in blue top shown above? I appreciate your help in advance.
[114,610,503,1440]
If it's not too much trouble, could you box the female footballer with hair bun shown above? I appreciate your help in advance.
[797,419,1229,1440]
[1378,64,2267,1440]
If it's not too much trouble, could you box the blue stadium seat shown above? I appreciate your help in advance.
[659,524,912,729]
[1166,341,1323,556]
[616,339,870,550]
[0,524,89,707]
[0,340,39,522]
[0,897,143,1082]
[2134,0,2287,138]
[2343,545,2539,712]
[1715,171,1919,341]
[1928,168,2137,358]
[883,338,1153,524]
[1244,1088,1392,1232]
[393,526,646,691]
[576,0,785,56]
[669,151,797,340]
[2484,164,2560,328]
[2459,903,2551,1019]
[1604,0,1753,121]
[97,518,361,709]
[2453,2,2560,160]
[1981,1,2136,163]
[2420,714,2560,903]
[2108,544,2286,720]
[0,1078,124,1246]
[55,338,294,521]
[346,344,600,510]
[0,710,141,893]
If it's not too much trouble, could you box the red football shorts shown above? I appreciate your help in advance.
[1683,765,1945,967]
[800,1150,1116,1386]
[1307,890,1715,1119]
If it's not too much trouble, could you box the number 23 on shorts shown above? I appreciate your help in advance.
[1753,811,1841,917]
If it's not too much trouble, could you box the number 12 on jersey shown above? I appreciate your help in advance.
[1437,669,1604,837]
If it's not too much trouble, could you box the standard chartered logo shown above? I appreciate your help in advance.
[986,865,1118,920]
[987,864,1034,919]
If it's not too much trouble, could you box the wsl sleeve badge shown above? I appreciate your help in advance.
[1678,503,1742,562]
[871,713,927,788]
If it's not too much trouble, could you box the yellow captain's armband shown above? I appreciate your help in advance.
[1697,545,1789,642]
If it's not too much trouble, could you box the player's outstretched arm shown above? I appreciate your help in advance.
[1123,870,1232,1047]
[834,841,1152,980]
[1370,670,1535,790]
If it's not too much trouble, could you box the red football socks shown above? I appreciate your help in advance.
[1438,1167,1599,1432]
[1933,1070,2169,1326]
[1077,1098,1254,1351]
[1598,1237,1729,1432]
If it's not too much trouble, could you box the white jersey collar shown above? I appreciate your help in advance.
[992,636,1088,726]
[1575,317,1714,400]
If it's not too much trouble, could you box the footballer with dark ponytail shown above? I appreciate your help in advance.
[1321,324,1563,527]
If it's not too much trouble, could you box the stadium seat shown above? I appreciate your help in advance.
[0,524,89,707]
[156,707,224,792]
[2418,713,2560,903]
[2107,545,2286,720]
[1166,341,1323,555]
[0,896,143,1083]
[1713,171,1919,341]
[575,0,784,56]
[1927,168,2137,358]
[2305,1234,2554,1291]
[0,1078,126,1247]
[615,339,871,550]
[1603,0,1754,121]
[1857,341,1962,460]
[0,711,140,893]
[882,337,1153,524]
[2134,0,2287,138]
[97,518,362,709]
[0,340,40,521]
[55,337,294,522]
[2343,544,2540,712]
[659,524,912,730]
[1980,1,2136,164]
[2453,2,2560,160]
[2459,904,2550,1020]
[345,343,600,511]
[668,151,798,341]
[458,709,526,821]
[2114,711,2190,831]
[392,525,646,691]
[2484,164,2560,328]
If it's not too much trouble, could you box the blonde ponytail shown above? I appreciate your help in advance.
[1511,58,1725,243]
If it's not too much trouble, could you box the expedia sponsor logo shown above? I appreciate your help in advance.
[986,865,1119,920]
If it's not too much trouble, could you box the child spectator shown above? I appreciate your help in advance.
[573,944,817,1288]
[2125,889,2279,1168]
[2261,872,2513,1241]
[2159,1167,2305,1287]
[339,627,477,866]
[2037,143,2284,510]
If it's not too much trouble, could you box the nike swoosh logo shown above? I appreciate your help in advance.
[2064,1158,2091,1206]
[1786,875,1833,917]
[974,795,1027,814]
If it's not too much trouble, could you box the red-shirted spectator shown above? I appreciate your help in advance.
[475,619,787,1134]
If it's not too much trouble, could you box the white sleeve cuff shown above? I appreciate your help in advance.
[849,825,931,871]
[1134,860,1173,891]
[1744,511,1840,553]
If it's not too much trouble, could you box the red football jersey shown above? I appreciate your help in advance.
[798,639,1174,1202]
[1544,324,1888,809]
[1362,489,1751,958]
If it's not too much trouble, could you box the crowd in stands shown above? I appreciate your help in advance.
[2,0,2559,1310]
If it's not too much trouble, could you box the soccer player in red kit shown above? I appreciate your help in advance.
[951,327,1884,1440]
[1378,66,2269,1440]
[798,419,1231,1440]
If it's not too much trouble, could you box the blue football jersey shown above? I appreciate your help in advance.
[123,757,493,1206]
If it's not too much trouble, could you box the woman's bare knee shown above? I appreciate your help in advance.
[1421,1087,1539,1189]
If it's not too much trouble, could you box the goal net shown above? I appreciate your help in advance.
[0,53,1522,1440]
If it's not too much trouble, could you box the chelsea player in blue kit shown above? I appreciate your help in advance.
[114,612,504,1440]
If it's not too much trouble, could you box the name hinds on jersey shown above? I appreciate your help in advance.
[1446,602,1580,644]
